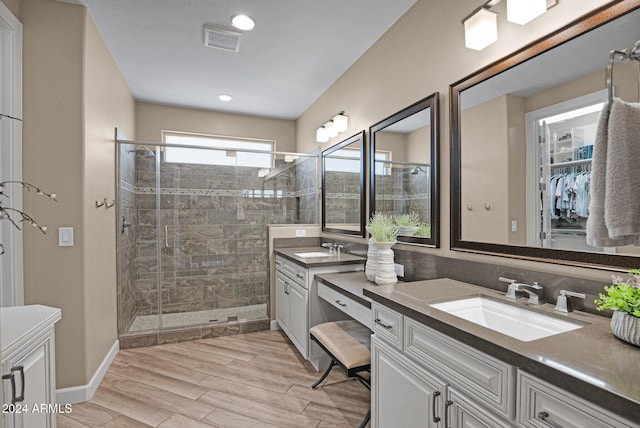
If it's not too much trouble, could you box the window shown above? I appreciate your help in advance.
[373,150,391,175]
[324,148,362,173]
[163,132,274,168]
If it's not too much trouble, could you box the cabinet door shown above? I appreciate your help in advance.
[275,271,290,331]
[372,336,446,428]
[288,282,308,358]
[7,340,53,428]
[447,388,512,428]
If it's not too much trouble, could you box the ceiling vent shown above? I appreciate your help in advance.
[203,24,242,52]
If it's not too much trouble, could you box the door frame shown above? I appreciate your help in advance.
[0,2,23,307]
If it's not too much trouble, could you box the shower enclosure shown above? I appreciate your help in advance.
[116,138,318,346]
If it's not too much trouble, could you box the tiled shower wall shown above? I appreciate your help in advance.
[117,147,317,335]
[117,145,138,332]
[375,168,430,222]
[324,171,362,224]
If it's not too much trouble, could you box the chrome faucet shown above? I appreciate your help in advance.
[514,282,545,305]
[555,290,586,313]
[321,242,343,254]
[499,277,525,300]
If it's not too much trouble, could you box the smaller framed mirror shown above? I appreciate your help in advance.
[322,131,366,237]
[369,93,440,247]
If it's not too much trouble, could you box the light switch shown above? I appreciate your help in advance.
[511,220,518,232]
[59,227,74,247]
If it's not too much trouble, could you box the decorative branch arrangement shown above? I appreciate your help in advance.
[0,181,57,255]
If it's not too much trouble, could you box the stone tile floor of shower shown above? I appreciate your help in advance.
[128,304,268,331]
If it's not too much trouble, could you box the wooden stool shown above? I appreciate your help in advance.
[309,320,372,428]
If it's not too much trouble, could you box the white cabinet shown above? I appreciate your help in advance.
[274,253,364,367]
[372,336,446,428]
[517,371,636,428]
[371,302,515,428]
[1,305,61,428]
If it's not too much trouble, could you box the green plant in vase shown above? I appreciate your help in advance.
[368,212,398,243]
[366,213,398,285]
[595,269,640,346]
[394,212,420,236]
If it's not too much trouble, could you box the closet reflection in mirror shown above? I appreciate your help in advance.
[370,93,439,246]
[322,131,366,237]
[452,4,640,266]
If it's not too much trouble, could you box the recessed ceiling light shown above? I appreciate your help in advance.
[231,14,255,31]
[218,94,233,102]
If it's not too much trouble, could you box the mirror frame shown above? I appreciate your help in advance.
[369,93,440,247]
[321,130,367,237]
[450,1,640,270]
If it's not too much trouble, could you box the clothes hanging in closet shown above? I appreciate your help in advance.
[549,170,591,222]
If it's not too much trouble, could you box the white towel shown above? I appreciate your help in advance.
[605,98,640,239]
[586,100,637,247]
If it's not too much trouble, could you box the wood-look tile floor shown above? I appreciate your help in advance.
[57,330,370,428]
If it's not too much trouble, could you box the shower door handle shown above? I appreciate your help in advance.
[164,225,169,248]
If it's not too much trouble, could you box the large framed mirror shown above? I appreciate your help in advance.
[370,93,440,247]
[451,2,640,270]
[322,131,366,237]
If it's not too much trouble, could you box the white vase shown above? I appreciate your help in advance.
[365,238,379,281]
[611,310,640,347]
[375,241,397,286]
[397,226,418,236]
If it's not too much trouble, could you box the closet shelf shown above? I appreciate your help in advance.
[549,158,592,168]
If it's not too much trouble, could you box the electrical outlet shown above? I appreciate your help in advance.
[295,229,306,237]
[511,220,518,232]
[395,263,404,277]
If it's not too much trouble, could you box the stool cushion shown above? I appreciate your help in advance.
[310,320,371,370]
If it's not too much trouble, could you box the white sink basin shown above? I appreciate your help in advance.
[430,296,585,342]
[294,251,333,258]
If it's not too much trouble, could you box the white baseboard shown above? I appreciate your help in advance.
[270,320,281,330]
[56,339,119,404]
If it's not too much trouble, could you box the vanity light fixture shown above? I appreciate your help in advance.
[463,0,557,50]
[463,7,498,51]
[218,94,233,102]
[507,0,547,25]
[231,14,255,31]
[315,111,349,143]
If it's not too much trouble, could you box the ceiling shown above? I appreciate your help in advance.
[75,0,417,120]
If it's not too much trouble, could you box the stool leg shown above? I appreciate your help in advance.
[311,361,337,389]
[359,409,371,428]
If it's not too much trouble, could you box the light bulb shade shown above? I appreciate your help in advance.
[316,127,329,143]
[507,0,547,25]
[464,8,497,51]
[324,120,338,138]
[332,113,349,133]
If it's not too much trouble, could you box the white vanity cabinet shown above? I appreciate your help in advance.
[371,302,516,428]
[274,253,364,366]
[517,371,636,428]
[1,305,61,428]
[372,335,446,428]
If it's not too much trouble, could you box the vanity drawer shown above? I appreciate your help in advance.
[318,282,372,328]
[275,256,307,287]
[372,303,403,349]
[405,317,515,420]
[517,371,636,428]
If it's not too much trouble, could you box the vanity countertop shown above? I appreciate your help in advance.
[274,247,366,268]
[355,277,640,422]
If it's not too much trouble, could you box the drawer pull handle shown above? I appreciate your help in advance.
[374,318,393,329]
[2,372,16,404]
[432,390,441,423]
[296,273,304,279]
[12,366,24,403]
[275,261,282,266]
[335,300,347,307]
[537,411,564,428]
[444,399,453,428]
